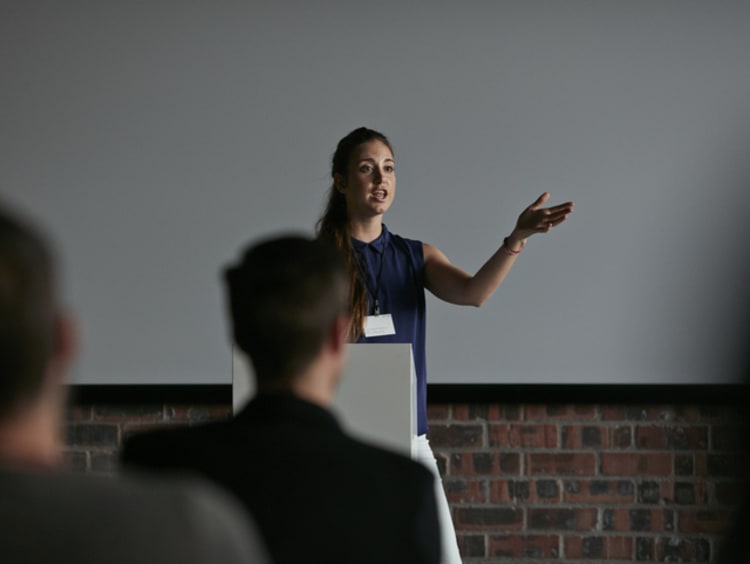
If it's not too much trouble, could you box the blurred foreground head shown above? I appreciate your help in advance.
[0,202,76,467]
[0,203,67,419]
[224,235,349,393]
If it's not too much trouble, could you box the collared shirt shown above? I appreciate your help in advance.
[352,224,429,435]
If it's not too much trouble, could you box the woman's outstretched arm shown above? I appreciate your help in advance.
[424,193,573,307]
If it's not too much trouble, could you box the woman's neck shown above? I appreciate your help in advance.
[348,217,383,243]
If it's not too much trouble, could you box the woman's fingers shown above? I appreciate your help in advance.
[527,192,551,211]
[516,194,573,235]
[549,201,574,212]
[535,206,572,231]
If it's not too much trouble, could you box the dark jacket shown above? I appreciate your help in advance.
[122,393,441,564]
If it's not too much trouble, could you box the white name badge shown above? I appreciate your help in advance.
[364,314,396,337]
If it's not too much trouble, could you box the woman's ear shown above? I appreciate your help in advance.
[334,173,347,194]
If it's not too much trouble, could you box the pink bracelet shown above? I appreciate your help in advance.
[502,237,523,256]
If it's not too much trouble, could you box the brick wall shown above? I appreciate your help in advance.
[65,398,747,563]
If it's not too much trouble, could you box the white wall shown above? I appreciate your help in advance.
[2,1,749,384]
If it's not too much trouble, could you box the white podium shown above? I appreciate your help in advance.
[232,343,417,458]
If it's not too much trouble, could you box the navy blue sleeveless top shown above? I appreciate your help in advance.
[352,224,429,435]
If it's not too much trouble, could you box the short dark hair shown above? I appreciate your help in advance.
[0,203,57,418]
[224,235,349,390]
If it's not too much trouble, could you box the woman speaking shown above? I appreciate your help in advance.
[317,127,573,563]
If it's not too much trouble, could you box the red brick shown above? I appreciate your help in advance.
[608,406,679,421]
[571,405,597,418]
[487,404,522,421]
[454,507,523,531]
[451,404,470,420]
[635,426,669,449]
[637,480,671,504]
[443,478,487,503]
[600,406,625,421]
[426,403,450,421]
[562,425,618,449]
[675,454,694,476]
[509,424,558,448]
[600,453,672,476]
[523,405,549,420]
[672,426,709,450]
[673,480,708,504]
[498,452,522,475]
[612,425,633,448]
[524,405,596,421]
[603,508,666,532]
[528,508,597,531]
[563,536,604,560]
[635,425,709,450]
[564,536,603,559]
[428,424,483,449]
[677,509,733,533]
[607,535,634,559]
[490,479,527,503]
[489,534,560,558]
[490,423,558,448]
[527,453,596,476]
[456,535,485,558]
[603,509,628,532]
[565,535,633,560]
[450,452,520,476]
[563,479,636,503]
[488,424,510,447]
[452,404,490,421]
[490,479,560,503]
[656,536,711,561]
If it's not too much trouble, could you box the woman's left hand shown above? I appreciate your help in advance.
[510,192,574,242]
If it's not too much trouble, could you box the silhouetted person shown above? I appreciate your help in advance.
[0,202,269,564]
[123,235,441,564]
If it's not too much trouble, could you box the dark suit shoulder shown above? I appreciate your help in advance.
[121,420,229,469]
[343,434,435,482]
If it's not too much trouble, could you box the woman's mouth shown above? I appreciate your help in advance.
[371,189,388,201]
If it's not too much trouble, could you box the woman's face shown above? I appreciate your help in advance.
[336,140,396,220]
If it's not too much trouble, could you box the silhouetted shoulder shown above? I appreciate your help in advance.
[0,467,269,564]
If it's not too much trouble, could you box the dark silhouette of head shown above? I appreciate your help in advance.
[224,235,349,391]
[0,203,58,419]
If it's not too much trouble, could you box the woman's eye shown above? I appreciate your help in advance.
[384,166,394,173]
[359,165,372,173]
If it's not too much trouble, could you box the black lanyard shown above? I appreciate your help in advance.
[354,243,386,316]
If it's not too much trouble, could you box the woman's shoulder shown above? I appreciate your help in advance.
[389,231,423,255]
[386,225,422,246]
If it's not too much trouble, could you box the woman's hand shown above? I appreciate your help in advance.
[508,192,574,247]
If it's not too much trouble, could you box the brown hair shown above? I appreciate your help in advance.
[224,235,349,390]
[315,127,393,340]
[0,203,57,418]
